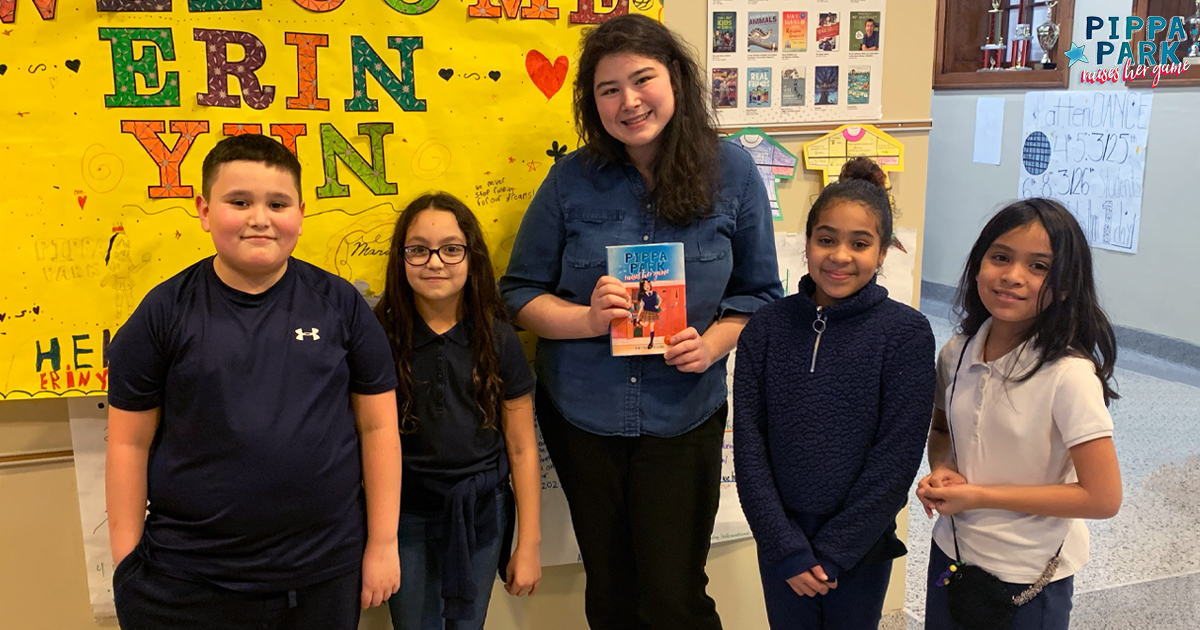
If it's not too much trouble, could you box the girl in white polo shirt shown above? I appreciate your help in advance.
[917,198,1122,630]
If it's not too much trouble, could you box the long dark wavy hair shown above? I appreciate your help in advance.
[955,198,1119,404]
[574,14,720,227]
[374,192,508,432]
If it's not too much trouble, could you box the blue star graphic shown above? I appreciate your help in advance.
[1064,42,1089,67]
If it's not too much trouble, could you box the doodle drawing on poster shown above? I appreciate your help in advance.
[712,68,739,109]
[747,68,772,108]
[815,66,839,105]
[848,66,871,104]
[781,68,806,107]
[748,12,779,53]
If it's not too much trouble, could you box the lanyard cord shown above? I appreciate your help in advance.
[945,340,971,562]
[943,336,1065,586]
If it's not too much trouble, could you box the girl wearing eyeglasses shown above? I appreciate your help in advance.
[374,192,542,630]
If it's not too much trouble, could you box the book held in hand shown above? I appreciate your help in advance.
[606,242,686,357]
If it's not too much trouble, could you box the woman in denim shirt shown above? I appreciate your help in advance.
[499,15,781,630]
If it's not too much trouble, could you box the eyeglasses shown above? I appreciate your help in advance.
[403,244,468,266]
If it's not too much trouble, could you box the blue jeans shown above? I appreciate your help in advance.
[925,541,1073,630]
[388,487,509,630]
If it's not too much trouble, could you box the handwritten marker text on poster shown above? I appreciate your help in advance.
[1018,91,1152,254]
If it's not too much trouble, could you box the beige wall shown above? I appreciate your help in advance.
[0,2,934,629]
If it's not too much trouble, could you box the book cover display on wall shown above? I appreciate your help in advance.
[708,0,885,125]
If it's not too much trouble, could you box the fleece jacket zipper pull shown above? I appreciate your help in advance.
[810,306,826,373]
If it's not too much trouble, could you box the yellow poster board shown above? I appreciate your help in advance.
[0,0,658,399]
[801,123,904,186]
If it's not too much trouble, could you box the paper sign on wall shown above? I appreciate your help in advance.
[67,397,116,618]
[1019,91,1152,254]
[725,129,798,221]
[802,124,904,186]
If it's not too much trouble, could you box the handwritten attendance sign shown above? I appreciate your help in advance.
[1019,91,1153,254]
[0,0,658,400]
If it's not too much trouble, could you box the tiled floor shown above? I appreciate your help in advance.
[899,303,1200,629]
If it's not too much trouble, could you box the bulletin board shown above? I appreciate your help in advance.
[0,0,658,400]
[706,0,886,126]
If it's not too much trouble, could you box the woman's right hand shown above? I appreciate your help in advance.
[917,466,967,518]
[588,276,632,337]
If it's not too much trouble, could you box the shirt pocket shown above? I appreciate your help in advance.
[563,207,625,269]
[687,202,737,262]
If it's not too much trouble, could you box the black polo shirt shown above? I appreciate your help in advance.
[107,257,398,592]
[401,316,535,512]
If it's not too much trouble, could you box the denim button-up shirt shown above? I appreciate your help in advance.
[499,143,782,438]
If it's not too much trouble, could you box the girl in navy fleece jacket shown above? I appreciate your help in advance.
[734,158,936,628]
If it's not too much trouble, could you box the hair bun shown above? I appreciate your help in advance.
[839,157,887,189]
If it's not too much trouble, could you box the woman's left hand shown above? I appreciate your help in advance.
[504,544,541,597]
[664,327,715,373]
[918,483,983,517]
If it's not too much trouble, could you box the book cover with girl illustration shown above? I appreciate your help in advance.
[712,68,739,109]
[606,243,686,356]
[816,12,840,52]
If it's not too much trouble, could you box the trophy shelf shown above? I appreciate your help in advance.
[933,0,1076,89]
[1126,0,1200,86]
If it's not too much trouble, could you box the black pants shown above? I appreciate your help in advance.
[536,384,725,630]
[113,552,362,630]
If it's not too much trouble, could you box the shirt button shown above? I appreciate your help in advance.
[630,377,638,383]
[642,235,649,241]
[437,356,443,363]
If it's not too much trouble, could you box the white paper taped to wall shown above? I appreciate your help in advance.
[67,396,116,619]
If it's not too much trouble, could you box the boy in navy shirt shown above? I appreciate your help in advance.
[105,134,401,630]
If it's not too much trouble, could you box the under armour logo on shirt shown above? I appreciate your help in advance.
[295,328,320,341]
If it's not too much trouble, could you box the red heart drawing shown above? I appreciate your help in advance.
[525,50,569,101]
[77,195,87,209]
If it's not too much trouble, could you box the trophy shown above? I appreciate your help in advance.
[980,0,1007,71]
[1036,0,1060,69]
[1187,0,1200,59]
[1011,22,1033,70]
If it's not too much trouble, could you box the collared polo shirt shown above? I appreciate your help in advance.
[400,316,535,512]
[932,318,1114,583]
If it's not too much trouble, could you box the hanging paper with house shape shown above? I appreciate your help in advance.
[801,124,904,187]
[724,128,797,221]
